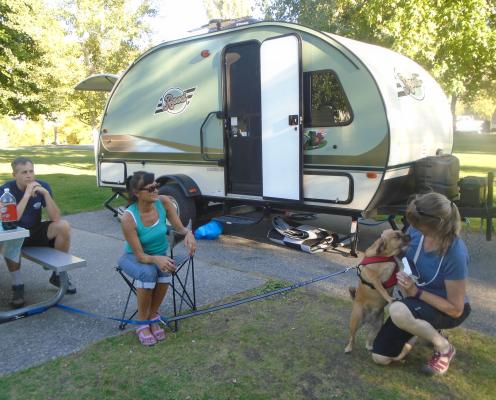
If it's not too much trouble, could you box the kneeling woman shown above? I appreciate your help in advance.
[119,171,196,346]
[372,192,471,375]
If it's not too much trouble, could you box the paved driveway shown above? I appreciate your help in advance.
[0,210,494,375]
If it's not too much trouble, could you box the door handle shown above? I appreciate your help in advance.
[288,115,299,126]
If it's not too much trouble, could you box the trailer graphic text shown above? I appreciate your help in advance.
[155,87,196,115]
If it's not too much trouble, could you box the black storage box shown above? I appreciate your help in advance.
[458,176,487,207]
[414,155,460,199]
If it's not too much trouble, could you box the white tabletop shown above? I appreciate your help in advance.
[0,226,30,242]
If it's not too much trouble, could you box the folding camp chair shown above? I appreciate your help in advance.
[116,227,196,332]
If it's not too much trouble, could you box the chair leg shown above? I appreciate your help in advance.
[117,267,138,330]
[170,257,197,332]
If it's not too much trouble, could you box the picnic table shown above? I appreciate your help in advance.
[0,225,86,322]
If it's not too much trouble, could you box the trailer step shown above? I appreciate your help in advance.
[213,213,264,225]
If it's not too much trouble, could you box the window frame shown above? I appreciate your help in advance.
[303,69,354,128]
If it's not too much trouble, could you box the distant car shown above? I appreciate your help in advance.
[455,115,485,133]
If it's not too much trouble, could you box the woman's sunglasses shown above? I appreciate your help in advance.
[139,183,159,193]
[415,208,443,222]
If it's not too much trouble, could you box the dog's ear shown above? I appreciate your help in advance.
[376,238,386,255]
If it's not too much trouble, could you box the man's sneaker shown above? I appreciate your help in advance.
[422,343,456,376]
[49,272,77,294]
[10,284,25,308]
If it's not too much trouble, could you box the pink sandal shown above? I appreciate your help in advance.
[150,314,166,341]
[136,325,157,346]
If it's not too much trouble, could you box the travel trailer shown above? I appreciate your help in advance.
[77,21,454,248]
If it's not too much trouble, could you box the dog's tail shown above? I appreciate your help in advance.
[348,286,357,299]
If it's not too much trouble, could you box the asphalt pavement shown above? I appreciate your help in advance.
[0,209,494,376]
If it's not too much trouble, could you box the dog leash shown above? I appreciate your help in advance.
[50,266,359,326]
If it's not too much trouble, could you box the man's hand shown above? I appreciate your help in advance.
[25,181,49,198]
[153,255,177,273]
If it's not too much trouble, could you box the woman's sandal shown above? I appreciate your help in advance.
[136,325,157,346]
[150,314,166,341]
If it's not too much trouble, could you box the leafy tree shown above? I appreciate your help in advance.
[59,0,157,129]
[203,0,253,20]
[260,0,496,114]
[0,0,46,117]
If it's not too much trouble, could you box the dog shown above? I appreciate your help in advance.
[344,229,410,353]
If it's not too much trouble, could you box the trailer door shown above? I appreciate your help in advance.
[261,34,302,201]
[223,41,262,196]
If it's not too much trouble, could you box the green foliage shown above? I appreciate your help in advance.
[60,0,157,128]
[260,0,496,110]
[203,0,253,20]
[0,0,47,117]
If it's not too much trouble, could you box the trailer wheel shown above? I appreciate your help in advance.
[158,184,197,227]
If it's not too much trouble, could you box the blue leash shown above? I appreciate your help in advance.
[55,266,357,325]
[2,266,356,326]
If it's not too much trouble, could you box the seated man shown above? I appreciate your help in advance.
[1,156,76,308]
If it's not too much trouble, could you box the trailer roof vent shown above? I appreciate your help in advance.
[195,17,260,32]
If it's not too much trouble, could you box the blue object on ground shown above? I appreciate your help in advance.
[194,220,223,240]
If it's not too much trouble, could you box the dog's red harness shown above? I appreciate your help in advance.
[357,256,399,289]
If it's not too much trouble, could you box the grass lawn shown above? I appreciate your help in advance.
[0,284,495,399]
[0,146,117,215]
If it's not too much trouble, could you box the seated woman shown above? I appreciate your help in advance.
[372,192,471,375]
[118,171,196,346]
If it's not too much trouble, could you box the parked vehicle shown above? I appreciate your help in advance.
[76,20,454,234]
[455,115,485,134]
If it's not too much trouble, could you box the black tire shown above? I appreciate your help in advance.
[158,184,196,227]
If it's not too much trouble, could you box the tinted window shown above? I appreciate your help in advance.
[303,70,352,127]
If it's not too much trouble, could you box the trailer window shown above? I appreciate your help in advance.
[303,70,352,127]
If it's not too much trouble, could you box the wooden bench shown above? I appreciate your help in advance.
[0,247,86,322]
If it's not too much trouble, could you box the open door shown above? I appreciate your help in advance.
[261,34,302,201]
[223,41,262,196]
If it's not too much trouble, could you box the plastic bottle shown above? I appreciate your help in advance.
[194,220,223,240]
[0,188,18,230]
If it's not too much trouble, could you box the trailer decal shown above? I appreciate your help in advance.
[155,87,196,115]
[395,70,424,100]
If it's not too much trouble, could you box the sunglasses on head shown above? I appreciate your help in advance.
[140,183,159,193]
[415,208,443,222]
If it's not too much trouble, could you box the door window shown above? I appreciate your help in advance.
[303,70,353,127]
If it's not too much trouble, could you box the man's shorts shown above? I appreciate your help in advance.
[373,297,471,358]
[22,221,55,248]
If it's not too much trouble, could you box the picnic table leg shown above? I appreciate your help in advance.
[0,272,68,323]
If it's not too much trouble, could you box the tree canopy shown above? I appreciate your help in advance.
[0,0,46,117]
[260,0,496,114]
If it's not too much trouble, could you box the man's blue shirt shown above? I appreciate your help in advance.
[0,180,52,229]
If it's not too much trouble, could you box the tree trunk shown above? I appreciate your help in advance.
[53,126,58,145]
[451,94,457,132]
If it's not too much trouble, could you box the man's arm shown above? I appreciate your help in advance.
[33,184,61,222]
[15,182,39,220]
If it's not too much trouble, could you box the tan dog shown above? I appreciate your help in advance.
[344,229,410,353]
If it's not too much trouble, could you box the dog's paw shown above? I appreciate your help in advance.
[344,346,352,354]
[365,343,373,351]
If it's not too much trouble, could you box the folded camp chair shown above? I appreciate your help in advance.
[116,225,196,332]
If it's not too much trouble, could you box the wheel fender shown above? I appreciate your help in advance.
[156,174,201,198]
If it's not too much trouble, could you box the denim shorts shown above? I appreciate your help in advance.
[118,253,172,289]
